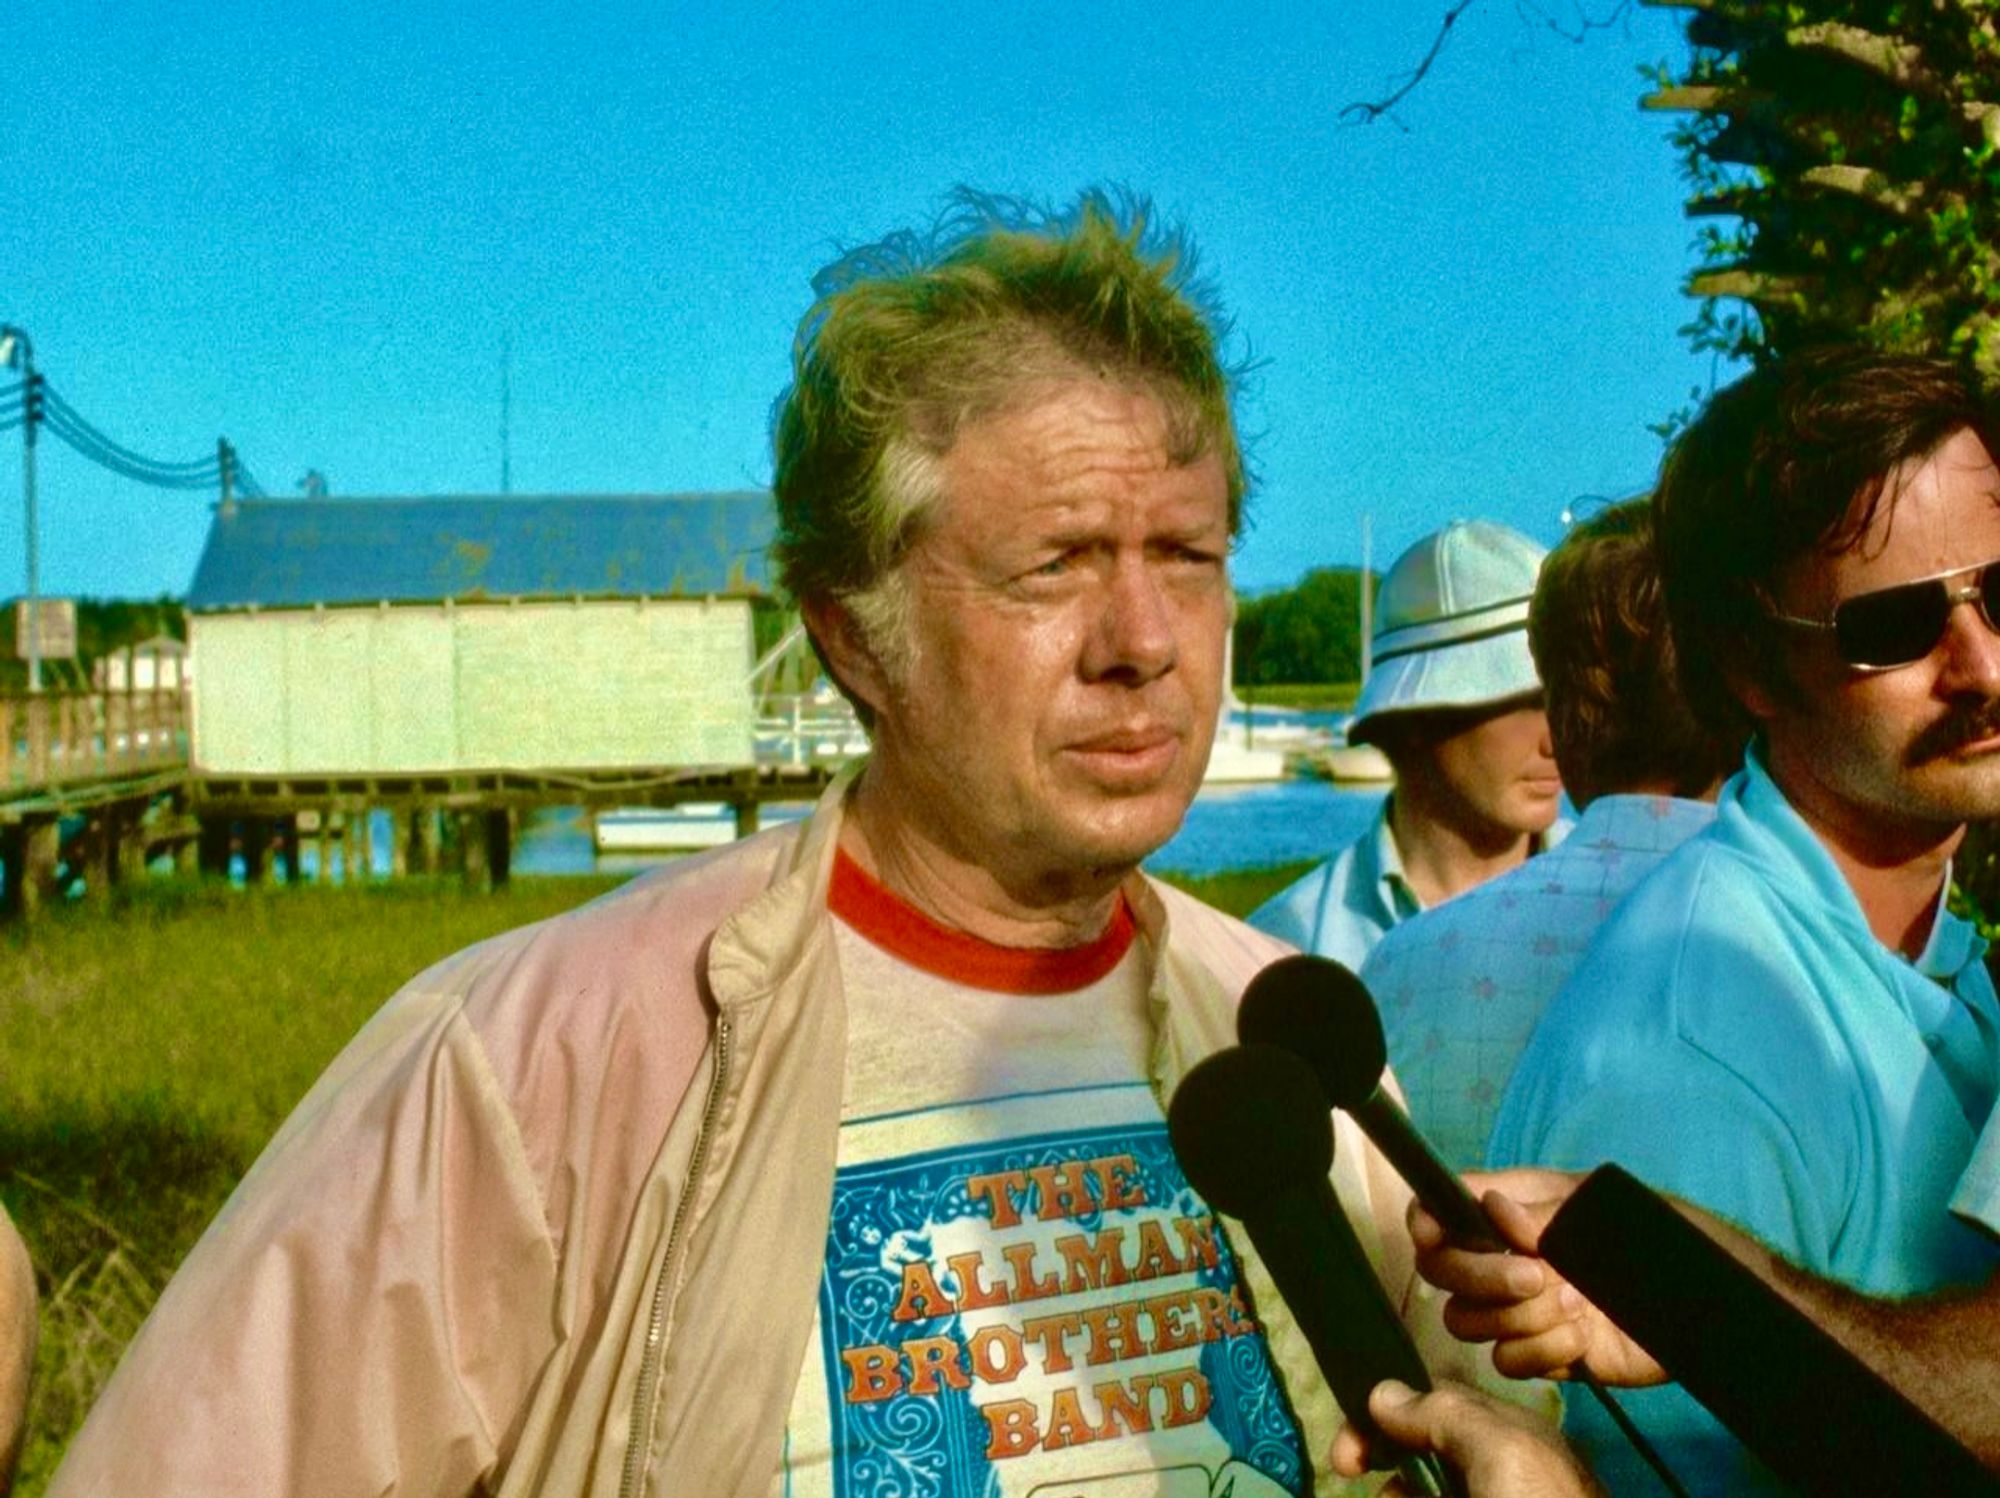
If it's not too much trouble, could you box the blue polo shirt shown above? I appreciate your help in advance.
[1491,742,2000,1492]
[1953,1090,2000,1236]
[1247,796,1416,971]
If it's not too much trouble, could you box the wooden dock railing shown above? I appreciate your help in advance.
[1,689,190,792]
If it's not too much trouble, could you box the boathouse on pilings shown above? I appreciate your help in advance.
[184,490,800,885]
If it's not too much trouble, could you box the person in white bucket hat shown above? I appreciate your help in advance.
[1250,519,1564,969]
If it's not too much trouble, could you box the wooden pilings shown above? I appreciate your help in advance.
[0,818,59,921]
[406,808,441,875]
[0,763,837,927]
[456,808,513,891]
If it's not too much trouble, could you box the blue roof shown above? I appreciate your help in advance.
[186,493,776,610]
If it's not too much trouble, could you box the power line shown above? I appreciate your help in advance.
[41,404,222,489]
[42,383,223,476]
[0,349,274,498]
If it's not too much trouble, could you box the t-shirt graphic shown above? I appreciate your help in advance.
[777,852,1307,1497]
[785,1088,1307,1498]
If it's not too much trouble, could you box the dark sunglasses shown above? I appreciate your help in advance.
[1770,558,2000,670]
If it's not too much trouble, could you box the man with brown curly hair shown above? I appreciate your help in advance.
[1492,350,2000,1492]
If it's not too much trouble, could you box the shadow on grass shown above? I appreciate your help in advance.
[2,1102,248,1291]
[2,1103,252,1495]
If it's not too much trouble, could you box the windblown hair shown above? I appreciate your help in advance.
[1529,499,1739,806]
[770,188,1247,670]
[1655,347,2000,738]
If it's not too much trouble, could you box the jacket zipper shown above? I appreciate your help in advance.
[618,1014,733,1498]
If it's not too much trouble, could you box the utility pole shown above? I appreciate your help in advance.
[1,326,40,692]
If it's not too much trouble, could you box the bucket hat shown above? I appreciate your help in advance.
[1349,519,1547,746]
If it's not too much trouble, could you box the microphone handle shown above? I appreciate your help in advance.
[1354,1092,1504,1252]
[1351,1098,1692,1497]
[1545,1165,2000,1496]
[1239,1175,1464,1497]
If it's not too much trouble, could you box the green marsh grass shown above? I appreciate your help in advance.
[2,875,623,1494]
[1153,859,1314,920]
[3,859,1306,1491]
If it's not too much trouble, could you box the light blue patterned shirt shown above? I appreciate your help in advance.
[1362,793,1715,1172]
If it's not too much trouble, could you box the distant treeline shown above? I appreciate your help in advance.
[1233,566,1371,687]
[0,596,185,690]
[0,579,1366,693]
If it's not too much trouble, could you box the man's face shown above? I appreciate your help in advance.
[1761,427,2000,853]
[1422,699,1564,841]
[860,380,1231,895]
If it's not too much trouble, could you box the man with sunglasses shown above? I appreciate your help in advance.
[1488,349,2000,1493]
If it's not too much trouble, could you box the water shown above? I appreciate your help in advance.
[233,704,1381,885]
[35,761,1382,896]
[1146,778,1384,875]
[500,777,1385,880]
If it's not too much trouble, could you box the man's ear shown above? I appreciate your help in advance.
[800,594,891,719]
[1723,660,1779,724]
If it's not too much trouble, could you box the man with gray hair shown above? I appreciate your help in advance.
[52,191,1531,1497]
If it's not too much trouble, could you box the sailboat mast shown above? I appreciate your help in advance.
[1359,512,1372,685]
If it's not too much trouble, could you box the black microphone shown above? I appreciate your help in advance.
[1167,1043,1460,1498]
[1238,954,1691,1497]
[1543,1164,2000,1496]
[1237,954,1501,1250]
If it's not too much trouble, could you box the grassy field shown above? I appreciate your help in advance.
[1,858,1309,1491]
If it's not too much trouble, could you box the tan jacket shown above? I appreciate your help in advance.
[53,777,1500,1497]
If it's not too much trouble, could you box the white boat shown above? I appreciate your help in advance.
[1312,717,1394,783]
[592,804,738,851]
[1203,734,1291,783]
[1317,742,1394,782]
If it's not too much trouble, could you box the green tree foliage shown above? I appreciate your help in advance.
[1233,567,1370,685]
[1654,0,2000,376]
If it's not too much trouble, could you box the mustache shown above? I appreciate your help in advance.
[1908,699,2000,764]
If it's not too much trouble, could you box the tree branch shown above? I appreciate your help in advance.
[1342,2,1481,129]
[1341,1,1633,128]
[1786,20,1931,92]
[1514,0,1633,45]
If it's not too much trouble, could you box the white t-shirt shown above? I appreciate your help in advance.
[773,850,1308,1498]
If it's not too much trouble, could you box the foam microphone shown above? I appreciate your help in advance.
[1237,954,1501,1251]
[1237,955,1693,1495]
[1167,1043,1461,1498]
[1543,1164,1999,1495]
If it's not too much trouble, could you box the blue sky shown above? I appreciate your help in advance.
[4,0,1727,601]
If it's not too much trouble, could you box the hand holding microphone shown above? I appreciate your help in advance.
[1406,1168,1667,1389]
[1235,954,1683,1497]
[1328,1380,1604,1498]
